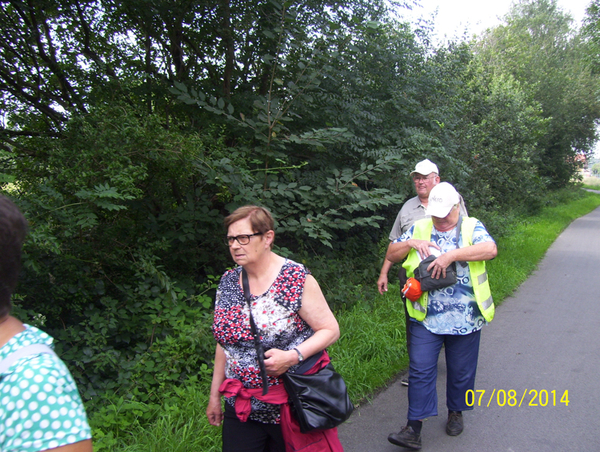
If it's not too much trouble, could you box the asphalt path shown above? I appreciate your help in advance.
[338,205,600,452]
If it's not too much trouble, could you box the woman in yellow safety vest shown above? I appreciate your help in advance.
[385,182,497,450]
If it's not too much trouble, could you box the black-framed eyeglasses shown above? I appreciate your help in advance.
[225,232,263,246]
[413,175,435,183]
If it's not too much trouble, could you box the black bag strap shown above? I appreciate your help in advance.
[295,349,324,374]
[241,268,269,395]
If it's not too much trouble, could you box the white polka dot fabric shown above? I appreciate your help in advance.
[0,326,92,451]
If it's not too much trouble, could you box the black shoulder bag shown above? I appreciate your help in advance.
[282,352,354,433]
[414,216,462,292]
[241,268,354,433]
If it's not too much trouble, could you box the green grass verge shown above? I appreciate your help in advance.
[117,386,221,452]
[91,190,600,451]
[328,286,408,405]
[91,385,221,452]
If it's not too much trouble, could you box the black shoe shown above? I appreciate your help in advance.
[388,426,422,450]
[446,411,463,436]
[400,375,409,386]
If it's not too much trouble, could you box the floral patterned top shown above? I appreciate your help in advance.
[212,259,315,424]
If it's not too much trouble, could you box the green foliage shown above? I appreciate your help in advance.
[454,61,548,214]
[89,373,220,452]
[5,103,232,399]
[0,2,599,444]
[583,0,600,73]
[475,0,600,188]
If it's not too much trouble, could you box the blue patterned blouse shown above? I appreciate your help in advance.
[394,219,495,335]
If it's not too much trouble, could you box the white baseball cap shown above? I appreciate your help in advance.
[425,182,460,218]
[410,159,439,177]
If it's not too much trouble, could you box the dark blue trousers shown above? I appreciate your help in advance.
[407,321,481,420]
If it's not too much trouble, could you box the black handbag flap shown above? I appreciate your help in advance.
[413,216,463,292]
[283,362,354,433]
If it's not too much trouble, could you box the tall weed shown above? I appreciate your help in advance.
[91,379,221,452]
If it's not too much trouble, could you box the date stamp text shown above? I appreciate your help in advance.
[465,389,569,407]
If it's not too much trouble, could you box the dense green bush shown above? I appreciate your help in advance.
[85,189,600,451]
[1,1,599,437]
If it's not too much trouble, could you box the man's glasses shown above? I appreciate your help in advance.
[413,175,435,183]
[225,232,263,246]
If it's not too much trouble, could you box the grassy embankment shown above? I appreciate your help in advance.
[95,189,600,452]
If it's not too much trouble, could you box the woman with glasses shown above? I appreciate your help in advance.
[206,205,343,452]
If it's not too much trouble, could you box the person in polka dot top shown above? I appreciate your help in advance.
[0,195,93,452]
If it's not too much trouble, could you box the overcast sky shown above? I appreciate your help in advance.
[400,0,593,42]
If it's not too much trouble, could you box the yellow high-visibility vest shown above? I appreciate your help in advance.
[402,217,494,322]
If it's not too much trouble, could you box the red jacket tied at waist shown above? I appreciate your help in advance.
[218,351,344,452]
[219,378,288,422]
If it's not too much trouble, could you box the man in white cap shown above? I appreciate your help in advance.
[377,159,467,385]
[385,182,497,450]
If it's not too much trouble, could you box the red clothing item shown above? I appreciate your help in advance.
[219,378,287,423]
[219,352,344,452]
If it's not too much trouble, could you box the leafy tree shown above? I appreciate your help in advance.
[582,0,600,73]
[0,0,415,402]
[454,61,548,213]
[475,0,600,187]
[1,0,597,417]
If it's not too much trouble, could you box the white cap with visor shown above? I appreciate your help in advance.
[410,159,439,177]
[425,182,460,218]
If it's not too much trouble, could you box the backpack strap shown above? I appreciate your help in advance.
[0,344,58,374]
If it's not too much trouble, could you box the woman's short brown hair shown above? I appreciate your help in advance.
[224,206,275,236]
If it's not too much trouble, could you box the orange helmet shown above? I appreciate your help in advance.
[402,277,422,301]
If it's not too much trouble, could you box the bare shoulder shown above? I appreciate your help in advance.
[302,274,326,299]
